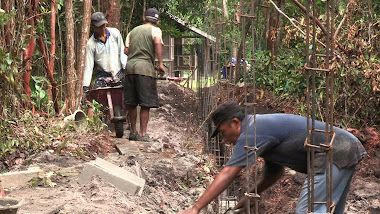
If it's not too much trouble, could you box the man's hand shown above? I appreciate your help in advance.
[178,167,242,214]
[178,206,198,214]
[232,196,248,213]
[124,47,128,54]
[233,196,248,213]
[158,63,166,76]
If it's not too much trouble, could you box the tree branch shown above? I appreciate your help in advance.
[268,0,326,47]
[290,0,347,53]
[334,0,352,39]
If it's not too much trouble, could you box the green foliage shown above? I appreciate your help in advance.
[159,20,182,38]
[30,76,52,112]
[0,101,108,166]
[0,133,19,157]
[85,100,108,133]
[0,7,20,89]
[120,0,208,37]
[163,0,207,23]
[0,9,10,26]
[0,51,17,87]
[0,111,47,158]
[56,0,64,11]
[0,10,24,116]
[254,46,307,96]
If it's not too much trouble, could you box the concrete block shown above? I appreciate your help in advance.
[0,167,43,189]
[78,158,145,196]
[114,142,142,156]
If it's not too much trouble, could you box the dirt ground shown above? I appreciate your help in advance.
[3,82,380,214]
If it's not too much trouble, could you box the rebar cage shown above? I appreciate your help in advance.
[194,0,337,213]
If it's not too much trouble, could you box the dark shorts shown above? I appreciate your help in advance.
[124,74,159,108]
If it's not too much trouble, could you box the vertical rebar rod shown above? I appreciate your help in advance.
[305,0,336,212]
[251,0,259,213]
[239,0,251,213]
[305,0,313,211]
[329,0,335,211]
[212,0,219,163]
[325,0,332,211]
[309,0,318,210]
[231,0,240,99]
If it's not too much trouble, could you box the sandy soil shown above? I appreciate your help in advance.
[3,82,380,214]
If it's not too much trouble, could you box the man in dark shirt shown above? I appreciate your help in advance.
[179,101,366,214]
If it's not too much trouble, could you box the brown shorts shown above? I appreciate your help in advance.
[124,74,159,108]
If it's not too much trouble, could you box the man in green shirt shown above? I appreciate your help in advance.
[124,8,166,142]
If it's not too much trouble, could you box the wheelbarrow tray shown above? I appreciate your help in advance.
[86,86,126,122]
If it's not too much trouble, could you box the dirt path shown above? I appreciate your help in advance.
[7,137,204,214]
[5,82,205,214]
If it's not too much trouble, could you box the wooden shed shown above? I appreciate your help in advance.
[161,12,216,80]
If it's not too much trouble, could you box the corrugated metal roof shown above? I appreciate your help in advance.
[165,12,216,42]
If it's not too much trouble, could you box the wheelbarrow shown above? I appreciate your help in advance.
[86,85,127,138]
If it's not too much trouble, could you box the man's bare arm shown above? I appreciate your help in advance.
[154,37,166,75]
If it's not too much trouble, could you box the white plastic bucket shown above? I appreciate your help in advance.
[63,109,87,130]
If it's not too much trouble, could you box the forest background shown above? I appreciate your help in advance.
[0,0,378,164]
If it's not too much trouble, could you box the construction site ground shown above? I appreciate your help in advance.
[4,82,380,214]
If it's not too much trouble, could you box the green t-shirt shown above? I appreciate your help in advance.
[126,24,161,77]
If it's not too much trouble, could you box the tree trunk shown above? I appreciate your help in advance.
[235,21,251,82]
[65,0,76,112]
[107,0,114,26]
[75,0,92,108]
[1,0,11,51]
[266,0,282,60]
[277,0,285,50]
[35,0,59,114]
[22,0,38,104]
[104,0,120,28]
[112,0,120,29]
[48,0,59,113]
[143,0,146,16]
[222,0,228,19]
[125,0,135,33]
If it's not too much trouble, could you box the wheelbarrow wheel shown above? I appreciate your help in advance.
[114,106,124,138]
[115,121,124,138]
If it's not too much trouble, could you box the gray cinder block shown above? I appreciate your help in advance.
[78,158,145,196]
[0,167,43,189]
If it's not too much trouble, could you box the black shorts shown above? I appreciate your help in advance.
[124,74,159,108]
